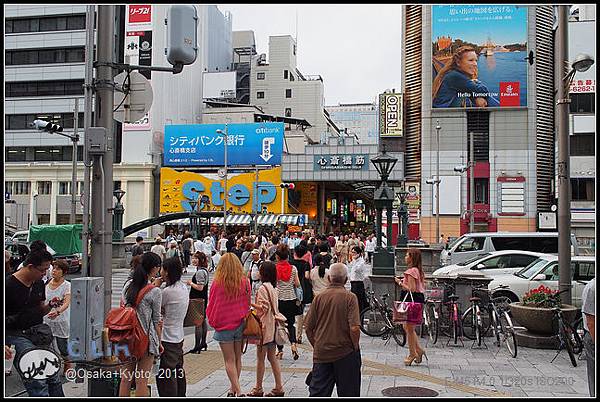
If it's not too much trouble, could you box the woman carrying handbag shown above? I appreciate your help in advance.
[394,248,427,366]
[246,261,285,397]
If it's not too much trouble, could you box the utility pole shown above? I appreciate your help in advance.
[81,5,94,277]
[70,98,79,224]
[556,5,572,304]
[223,123,228,235]
[254,165,259,235]
[91,5,115,315]
[469,131,475,233]
[435,120,441,243]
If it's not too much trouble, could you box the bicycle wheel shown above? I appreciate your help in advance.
[560,321,578,367]
[360,307,388,337]
[572,317,584,355]
[490,309,501,347]
[475,306,482,347]
[499,311,517,358]
[461,307,477,340]
[390,323,407,347]
[427,303,439,345]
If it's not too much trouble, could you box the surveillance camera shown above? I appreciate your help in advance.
[454,165,467,173]
[31,120,52,130]
[425,179,435,185]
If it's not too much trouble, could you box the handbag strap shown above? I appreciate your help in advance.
[401,290,414,303]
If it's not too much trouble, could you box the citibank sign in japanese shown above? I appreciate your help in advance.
[314,155,369,171]
[164,123,284,167]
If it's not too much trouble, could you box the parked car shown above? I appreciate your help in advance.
[440,232,580,266]
[11,230,29,243]
[5,240,30,273]
[432,250,547,278]
[486,255,596,307]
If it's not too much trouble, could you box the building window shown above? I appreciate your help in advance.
[570,93,595,114]
[285,108,292,117]
[37,181,52,195]
[7,80,85,97]
[284,70,288,79]
[5,148,26,162]
[257,91,265,99]
[59,182,70,195]
[6,47,86,66]
[467,111,490,162]
[5,146,84,162]
[570,133,595,156]
[571,178,594,201]
[6,14,87,34]
[7,181,31,195]
[290,73,295,82]
[286,89,292,98]
[257,72,265,80]
[6,112,87,130]
[474,178,489,204]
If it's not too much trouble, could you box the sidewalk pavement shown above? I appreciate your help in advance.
[57,329,592,398]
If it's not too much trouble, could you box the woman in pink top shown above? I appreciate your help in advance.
[206,253,250,397]
[394,248,427,367]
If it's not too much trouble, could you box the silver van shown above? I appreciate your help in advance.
[440,232,579,266]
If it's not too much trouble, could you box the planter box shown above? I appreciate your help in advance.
[509,302,578,335]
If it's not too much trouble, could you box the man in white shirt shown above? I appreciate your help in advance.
[151,237,167,261]
[365,235,376,264]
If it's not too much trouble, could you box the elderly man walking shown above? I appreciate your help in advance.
[304,263,361,397]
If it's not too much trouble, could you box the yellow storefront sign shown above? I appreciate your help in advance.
[160,167,286,214]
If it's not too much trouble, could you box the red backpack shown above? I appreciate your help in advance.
[105,283,154,361]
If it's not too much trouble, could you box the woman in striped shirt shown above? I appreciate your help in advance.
[274,244,301,360]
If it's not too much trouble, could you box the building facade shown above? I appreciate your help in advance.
[5,5,233,232]
[326,102,380,145]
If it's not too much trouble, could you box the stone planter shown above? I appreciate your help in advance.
[509,302,578,335]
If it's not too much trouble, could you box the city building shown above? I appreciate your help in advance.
[5,5,233,232]
[400,5,562,243]
[326,102,380,145]
[567,4,596,253]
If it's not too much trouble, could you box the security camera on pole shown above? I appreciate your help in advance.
[279,183,295,213]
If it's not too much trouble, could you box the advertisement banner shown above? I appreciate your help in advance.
[127,4,152,28]
[379,93,403,137]
[160,167,284,214]
[432,5,528,109]
[164,123,284,167]
[404,182,421,223]
[203,72,237,99]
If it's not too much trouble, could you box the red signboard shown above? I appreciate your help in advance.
[499,82,520,107]
[128,5,151,24]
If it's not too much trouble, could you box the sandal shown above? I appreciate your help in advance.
[246,388,264,397]
[275,351,283,360]
[291,344,299,361]
[265,388,285,397]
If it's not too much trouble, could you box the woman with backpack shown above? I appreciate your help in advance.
[118,252,163,397]
[246,261,285,397]
[186,252,209,354]
[206,253,251,397]
[156,257,189,397]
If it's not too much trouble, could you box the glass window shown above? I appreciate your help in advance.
[509,254,539,268]
[67,15,85,30]
[542,262,559,281]
[257,91,265,99]
[59,182,70,195]
[570,133,594,156]
[286,89,292,98]
[290,73,295,82]
[474,178,488,204]
[571,178,595,201]
[39,17,58,31]
[285,108,292,117]
[38,49,56,64]
[56,17,67,31]
[492,237,531,251]
[8,115,27,130]
[12,19,31,33]
[257,72,265,80]
[29,18,39,32]
[38,181,52,195]
[456,237,485,252]
[6,19,13,33]
[570,93,595,114]
[284,70,288,79]
[575,262,595,281]
[12,181,31,195]
[6,148,26,162]
[478,255,504,269]
[66,48,85,62]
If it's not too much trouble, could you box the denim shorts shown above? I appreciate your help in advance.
[213,320,245,343]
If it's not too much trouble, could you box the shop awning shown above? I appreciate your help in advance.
[211,215,252,225]
[277,214,309,225]
[257,214,279,225]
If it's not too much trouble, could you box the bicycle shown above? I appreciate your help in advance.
[360,291,406,347]
[572,315,586,357]
[550,290,581,367]
[420,283,443,345]
[461,284,517,357]
[436,282,463,346]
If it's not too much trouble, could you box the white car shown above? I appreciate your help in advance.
[486,255,596,308]
[432,250,546,278]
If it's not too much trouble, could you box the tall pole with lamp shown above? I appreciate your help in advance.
[216,124,229,235]
[556,6,594,304]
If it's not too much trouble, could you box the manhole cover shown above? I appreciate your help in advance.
[382,386,439,397]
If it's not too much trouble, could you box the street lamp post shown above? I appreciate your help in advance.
[435,121,441,242]
[556,5,595,305]
[454,131,475,233]
[189,198,198,240]
[370,146,398,275]
[396,188,409,247]
[112,189,126,242]
[216,124,229,235]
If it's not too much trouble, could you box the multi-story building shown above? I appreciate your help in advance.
[5,5,233,231]
[400,5,562,243]
[567,4,596,253]
[250,35,340,145]
[326,102,379,145]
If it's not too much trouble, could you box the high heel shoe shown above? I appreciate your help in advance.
[404,355,418,366]
[275,351,283,360]
[291,344,299,361]
[415,349,428,364]
[199,343,208,351]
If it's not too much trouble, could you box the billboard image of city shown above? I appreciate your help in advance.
[432,5,528,109]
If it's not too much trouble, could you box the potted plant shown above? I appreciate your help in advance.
[509,285,578,335]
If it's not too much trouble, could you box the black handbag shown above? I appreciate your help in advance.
[23,323,54,346]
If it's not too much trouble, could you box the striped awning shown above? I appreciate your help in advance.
[210,215,252,225]
[256,214,279,225]
[277,214,309,226]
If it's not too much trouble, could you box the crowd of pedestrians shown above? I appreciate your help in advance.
[5,227,443,398]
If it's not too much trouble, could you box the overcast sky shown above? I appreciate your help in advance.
[218,4,403,106]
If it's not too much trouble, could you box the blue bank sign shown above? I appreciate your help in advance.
[164,123,284,167]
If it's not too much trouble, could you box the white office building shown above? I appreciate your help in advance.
[326,102,379,145]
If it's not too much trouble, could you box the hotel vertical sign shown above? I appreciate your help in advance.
[379,93,404,137]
